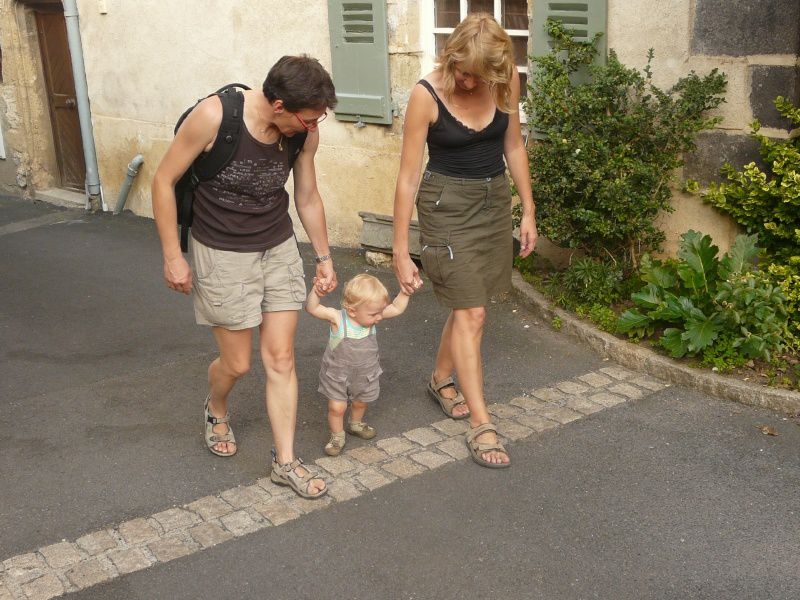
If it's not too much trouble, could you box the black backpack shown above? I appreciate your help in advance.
[173,83,308,252]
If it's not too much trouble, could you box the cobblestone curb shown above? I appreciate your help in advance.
[0,367,665,599]
[511,270,800,416]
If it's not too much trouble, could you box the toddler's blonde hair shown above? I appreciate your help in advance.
[342,274,390,310]
[436,13,516,113]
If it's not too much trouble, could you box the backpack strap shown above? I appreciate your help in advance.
[192,88,246,181]
[287,132,307,170]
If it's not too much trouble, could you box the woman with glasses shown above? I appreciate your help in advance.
[152,55,337,498]
[392,14,537,468]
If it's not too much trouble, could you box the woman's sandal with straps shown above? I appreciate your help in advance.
[204,395,237,457]
[270,450,328,499]
[427,373,470,420]
[465,422,510,469]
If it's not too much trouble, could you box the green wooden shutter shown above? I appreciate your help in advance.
[327,0,392,125]
[531,1,607,66]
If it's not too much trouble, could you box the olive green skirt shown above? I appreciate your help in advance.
[415,169,512,309]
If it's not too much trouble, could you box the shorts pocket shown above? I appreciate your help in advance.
[325,368,348,383]
[191,238,218,280]
[366,366,383,382]
[287,259,306,302]
[196,283,246,328]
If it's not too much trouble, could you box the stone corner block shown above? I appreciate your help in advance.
[39,541,83,570]
[382,457,427,479]
[315,455,359,476]
[403,427,445,446]
[65,558,113,590]
[20,573,64,600]
[147,536,194,564]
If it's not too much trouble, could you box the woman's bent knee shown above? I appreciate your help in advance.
[454,307,486,329]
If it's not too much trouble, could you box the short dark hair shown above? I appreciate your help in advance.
[262,55,337,112]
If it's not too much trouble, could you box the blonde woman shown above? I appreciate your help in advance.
[392,14,537,468]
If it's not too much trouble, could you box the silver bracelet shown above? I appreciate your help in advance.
[314,254,331,264]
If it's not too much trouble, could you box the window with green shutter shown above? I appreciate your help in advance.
[327,0,393,125]
[531,0,607,66]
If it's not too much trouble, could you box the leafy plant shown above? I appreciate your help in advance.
[576,303,618,333]
[618,231,788,360]
[523,19,727,272]
[697,96,800,343]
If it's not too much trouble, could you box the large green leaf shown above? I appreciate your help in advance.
[681,312,724,353]
[661,328,690,357]
[617,309,652,335]
[631,283,662,310]
[649,293,692,322]
[719,233,759,279]
[639,255,677,289]
[676,230,719,293]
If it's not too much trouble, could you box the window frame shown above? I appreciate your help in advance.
[419,0,529,90]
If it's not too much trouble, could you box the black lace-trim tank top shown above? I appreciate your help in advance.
[418,79,508,179]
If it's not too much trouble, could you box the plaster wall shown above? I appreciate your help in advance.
[72,0,419,247]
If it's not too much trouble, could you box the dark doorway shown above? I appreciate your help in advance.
[34,4,85,191]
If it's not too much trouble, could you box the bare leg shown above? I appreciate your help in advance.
[327,399,347,433]
[259,311,325,495]
[349,400,369,423]
[432,312,470,418]
[207,327,253,454]
[450,307,509,465]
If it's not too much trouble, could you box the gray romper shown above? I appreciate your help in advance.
[317,310,383,403]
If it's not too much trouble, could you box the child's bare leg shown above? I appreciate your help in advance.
[327,399,347,433]
[349,400,369,424]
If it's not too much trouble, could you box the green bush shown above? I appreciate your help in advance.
[542,257,624,309]
[618,231,788,361]
[523,19,726,272]
[698,96,800,343]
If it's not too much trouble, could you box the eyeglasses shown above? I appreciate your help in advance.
[293,111,328,130]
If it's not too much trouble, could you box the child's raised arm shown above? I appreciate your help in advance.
[305,283,340,328]
[382,290,411,319]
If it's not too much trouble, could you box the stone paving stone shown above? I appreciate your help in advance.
[430,418,469,436]
[314,455,359,476]
[326,478,363,502]
[403,427,445,446]
[185,496,234,521]
[151,507,201,532]
[531,387,567,403]
[383,457,427,479]
[188,522,234,549]
[106,548,152,575]
[0,582,11,600]
[534,405,583,424]
[588,391,627,407]
[577,372,614,387]
[487,403,523,419]
[630,376,668,391]
[599,366,635,380]
[436,438,470,460]
[345,446,389,465]
[220,485,271,509]
[219,510,262,537]
[147,537,194,564]
[39,541,83,570]
[563,395,606,415]
[515,413,559,432]
[286,496,332,514]
[555,380,590,395]
[494,419,535,441]
[65,559,112,589]
[117,518,159,545]
[20,573,63,600]
[76,530,117,556]
[376,436,417,456]
[608,383,644,399]
[410,450,454,470]
[354,468,396,491]
[509,396,549,411]
[253,501,301,526]
[3,553,47,585]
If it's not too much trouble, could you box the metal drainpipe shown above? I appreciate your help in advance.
[113,154,144,215]
[62,0,103,211]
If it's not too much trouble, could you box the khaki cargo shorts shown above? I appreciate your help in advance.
[190,235,306,330]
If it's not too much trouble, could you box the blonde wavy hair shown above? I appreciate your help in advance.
[436,13,516,113]
[342,274,389,310]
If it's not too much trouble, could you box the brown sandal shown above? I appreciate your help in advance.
[465,423,510,469]
[427,374,470,420]
[270,450,327,499]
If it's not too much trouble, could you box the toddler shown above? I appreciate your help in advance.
[306,274,411,456]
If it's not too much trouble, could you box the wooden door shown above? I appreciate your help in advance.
[35,8,85,191]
